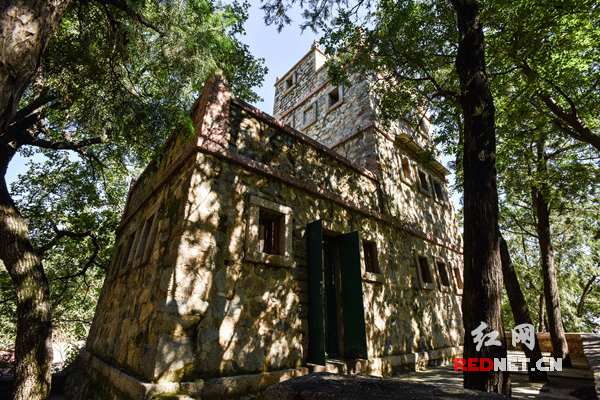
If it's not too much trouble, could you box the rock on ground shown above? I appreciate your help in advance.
[264,372,510,400]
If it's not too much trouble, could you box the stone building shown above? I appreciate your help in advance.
[68,43,464,399]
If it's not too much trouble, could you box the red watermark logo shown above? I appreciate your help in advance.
[454,357,563,372]
[455,322,563,372]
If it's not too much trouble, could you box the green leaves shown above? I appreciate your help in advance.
[3,0,267,346]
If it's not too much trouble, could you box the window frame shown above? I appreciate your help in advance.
[434,257,453,292]
[246,196,293,267]
[326,86,344,112]
[414,252,436,290]
[417,169,432,196]
[430,177,446,204]
[453,263,464,295]
[283,71,297,94]
[361,235,383,283]
[400,156,414,186]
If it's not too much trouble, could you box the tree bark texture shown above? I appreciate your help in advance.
[532,138,571,367]
[532,188,571,367]
[1,2,72,398]
[538,293,545,332]
[0,0,71,136]
[499,234,548,383]
[1,150,53,400]
[451,0,510,395]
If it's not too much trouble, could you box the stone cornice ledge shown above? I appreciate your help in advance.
[196,135,463,254]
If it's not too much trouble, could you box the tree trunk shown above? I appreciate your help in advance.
[0,0,71,135]
[532,138,571,368]
[577,276,596,318]
[0,149,52,400]
[499,234,548,382]
[1,1,71,398]
[538,292,545,332]
[451,0,510,394]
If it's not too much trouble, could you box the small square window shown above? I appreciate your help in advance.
[363,240,379,274]
[285,76,294,90]
[328,87,342,108]
[246,196,292,267]
[258,208,284,255]
[437,261,451,288]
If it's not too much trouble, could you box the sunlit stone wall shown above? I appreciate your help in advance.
[84,74,464,389]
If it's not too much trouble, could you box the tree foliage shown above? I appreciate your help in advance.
[1,0,265,397]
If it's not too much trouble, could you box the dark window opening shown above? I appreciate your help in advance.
[114,243,124,268]
[258,208,284,255]
[285,74,294,90]
[454,266,464,290]
[418,256,434,284]
[432,180,444,200]
[328,87,340,107]
[437,261,451,287]
[363,240,379,274]
[418,171,429,192]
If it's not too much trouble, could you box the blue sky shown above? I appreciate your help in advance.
[243,4,318,114]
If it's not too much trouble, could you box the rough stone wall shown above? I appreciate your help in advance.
[273,44,328,119]
[375,133,462,246]
[86,140,198,382]
[273,49,379,174]
[82,75,464,392]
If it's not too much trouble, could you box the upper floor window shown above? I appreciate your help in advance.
[436,260,452,291]
[431,178,445,202]
[415,253,436,290]
[284,71,298,92]
[418,170,430,195]
[401,157,413,183]
[327,86,343,109]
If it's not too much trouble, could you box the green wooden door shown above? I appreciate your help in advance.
[339,231,368,359]
[306,220,326,365]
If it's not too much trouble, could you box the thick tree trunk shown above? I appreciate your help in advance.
[451,0,510,395]
[0,0,72,135]
[0,150,52,400]
[532,137,571,368]
[1,1,71,398]
[499,234,548,382]
[533,184,571,367]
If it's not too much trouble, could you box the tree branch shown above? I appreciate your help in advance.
[536,91,600,152]
[24,135,103,151]
[58,232,99,281]
[37,226,94,256]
